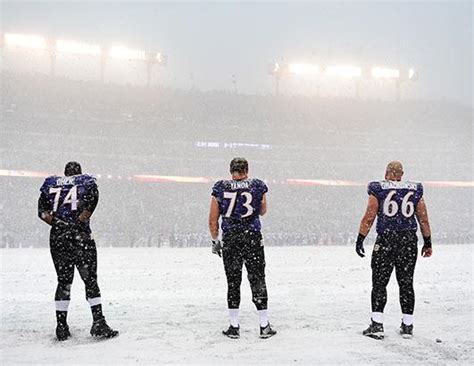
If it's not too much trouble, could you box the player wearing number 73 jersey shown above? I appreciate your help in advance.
[209,158,276,339]
[355,161,432,340]
[38,162,118,341]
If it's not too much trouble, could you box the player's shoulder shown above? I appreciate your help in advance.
[212,179,225,188]
[367,180,383,194]
[211,179,226,196]
[75,174,97,187]
[250,178,268,192]
[250,177,264,184]
[399,180,422,191]
[405,180,423,193]
[404,179,422,185]
[43,174,60,183]
[40,175,61,191]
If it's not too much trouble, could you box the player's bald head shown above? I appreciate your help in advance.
[385,161,404,180]
[64,161,82,176]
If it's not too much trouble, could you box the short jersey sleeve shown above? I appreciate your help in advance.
[83,175,98,191]
[367,181,381,197]
[414,182,424,202]
[40,176,57,195]
[259,179,268,194]
[417,182,424,197]
[40,179,49,195]
[211,180,223,199]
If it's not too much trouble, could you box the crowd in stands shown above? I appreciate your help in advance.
[1,72,472,247]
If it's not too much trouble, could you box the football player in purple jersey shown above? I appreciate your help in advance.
[355,161,432,339]
[38,162,118,341]
[209,158,276,339]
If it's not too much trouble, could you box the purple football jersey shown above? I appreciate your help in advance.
[211,178,268,233]
[40,174,97,225]
[368,180,423,234]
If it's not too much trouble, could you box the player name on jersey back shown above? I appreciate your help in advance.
[379,181,418,190]
[230,180,250,190]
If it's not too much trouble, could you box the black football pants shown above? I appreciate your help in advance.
[222,230,268,310]
[371,230,418,315]
[50,226,101,302]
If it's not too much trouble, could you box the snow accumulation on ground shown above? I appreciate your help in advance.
[1,244,473,365]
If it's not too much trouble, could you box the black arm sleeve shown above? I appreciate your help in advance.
[38,192,52,218]
[83,186,99,214]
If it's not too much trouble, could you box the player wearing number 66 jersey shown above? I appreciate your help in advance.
[355,161,432,340]
[38,162,118,341]
[209,158,276,339]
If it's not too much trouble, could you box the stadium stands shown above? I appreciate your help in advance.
[1,72,472,247]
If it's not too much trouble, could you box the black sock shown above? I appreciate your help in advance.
[91,304,104,322]
[56,311,68,326]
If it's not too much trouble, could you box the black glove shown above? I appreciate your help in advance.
[211,240,222,257]
[421,236,432,257]
[355,233,366,258]
[423,236,432,249]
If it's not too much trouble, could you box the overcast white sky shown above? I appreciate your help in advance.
[2,1,472,105]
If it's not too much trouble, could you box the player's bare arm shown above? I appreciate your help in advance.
[359,195,379,236]
[208,196,220,241]
[209,196,222,257]
[415,197,433,257]
[355,195,378,257]
[260,194,267,216]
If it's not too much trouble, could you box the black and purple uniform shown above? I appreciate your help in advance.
[368,180,424,315]
[211,178,269,310]
[38,174,101,306]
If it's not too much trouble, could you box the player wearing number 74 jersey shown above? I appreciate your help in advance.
[209,158,276,339]
[355,161,432,340]
[38,162,118,341]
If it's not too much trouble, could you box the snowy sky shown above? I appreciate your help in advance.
[2,1,472,105]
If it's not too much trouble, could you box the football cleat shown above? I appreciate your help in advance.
[400,322,413,339]
[90,318,119,339]
[363,320,384,340]
[222,325,240,339]
[259,323,277,339]
[56,323,71,341]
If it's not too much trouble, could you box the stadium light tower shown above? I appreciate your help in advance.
[56,39,101,56]
[103,45,166,86]
[2,32,166,86]
[3,33,55,74]
[325,64,362,98]
[56,38,102,79]
[268,58,417,100]
[288,62,320,76]
[268,62,283,95]
[145,52,166,87]
[371,66,401,101]
[370,66,417,101]
[396,68,417,101]
[325,65,362,78]
[4,33,46,49]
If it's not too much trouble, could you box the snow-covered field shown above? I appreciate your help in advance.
[1,245,473,365]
